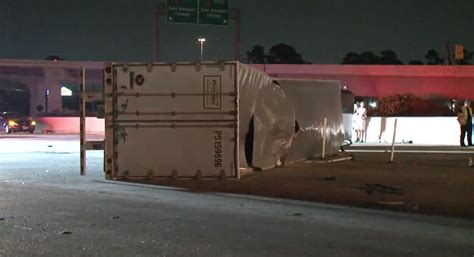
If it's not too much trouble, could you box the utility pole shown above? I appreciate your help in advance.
[152,2,165,62]
[446,41,453,65]
[152,3,158,62]
[231,8,241,61]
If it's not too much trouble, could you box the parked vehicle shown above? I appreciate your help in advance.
[1,112,36,133]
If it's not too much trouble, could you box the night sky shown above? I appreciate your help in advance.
[0,0,473,64]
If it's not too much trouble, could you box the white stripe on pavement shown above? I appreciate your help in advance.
[345,149,474,154]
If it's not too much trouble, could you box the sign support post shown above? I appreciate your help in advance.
[80,68,86,176]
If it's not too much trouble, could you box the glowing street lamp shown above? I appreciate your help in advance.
[198,38,206,62]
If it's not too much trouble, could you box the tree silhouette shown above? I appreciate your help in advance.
[379,49,403,64]
[359,51,379,64]
[341,50,402,64]
[408,60,424,65]
[341,52,360,64]
[246,45,266,64]
[45,55,64,61]
[245,44,308,64]
[425,49,444,65]
[267,43,306,64]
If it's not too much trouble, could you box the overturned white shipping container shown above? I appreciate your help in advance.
[104,62,343,180]
[275,79,344,166]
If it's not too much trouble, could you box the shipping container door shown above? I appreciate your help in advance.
[104,63,238,179]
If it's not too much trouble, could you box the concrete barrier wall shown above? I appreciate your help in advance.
[360,117,460,145]
[35,116,461,146]
[255,64,474,100]
[37,117,104,134]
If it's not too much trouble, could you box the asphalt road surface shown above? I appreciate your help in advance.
[1,134,473,257]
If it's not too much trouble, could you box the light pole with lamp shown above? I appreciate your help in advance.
[198,38,206,62]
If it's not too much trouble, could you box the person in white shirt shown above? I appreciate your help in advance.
[354,101,367,142]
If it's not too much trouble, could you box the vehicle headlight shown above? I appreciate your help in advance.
[31,121,36,126]
[8,120,17,126]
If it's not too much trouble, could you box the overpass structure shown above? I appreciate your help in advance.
[0,59,103,116]
[254,64,474,100]
[1,59,474,116]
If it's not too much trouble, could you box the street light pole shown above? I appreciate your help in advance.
[198,38,206,62]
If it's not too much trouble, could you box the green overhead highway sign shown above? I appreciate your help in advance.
[167,0,198,24]
[167,0,229,26]
[199,0,229,25]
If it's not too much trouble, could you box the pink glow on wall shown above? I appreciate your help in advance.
[252,64,474,100]
[38,117,104,134]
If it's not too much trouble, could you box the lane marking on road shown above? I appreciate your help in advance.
[345,149,474,154]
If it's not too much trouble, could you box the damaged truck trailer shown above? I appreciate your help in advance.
[103,62,344,180]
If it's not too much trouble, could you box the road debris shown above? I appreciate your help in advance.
[351,184,404,195]
[316,176,336,181]
[14,225,33,231]
[378,201,405,206]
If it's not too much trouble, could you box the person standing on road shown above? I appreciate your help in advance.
[457,100,473,147]
[352,101,359,142]
[354,101,368,142]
